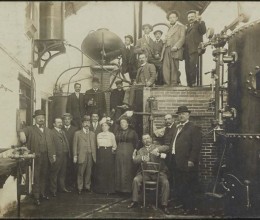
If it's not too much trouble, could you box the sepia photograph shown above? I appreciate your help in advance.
[0,1,259,218]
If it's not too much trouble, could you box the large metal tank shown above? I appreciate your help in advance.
[39,2,64,40]
[227,20,260,182]
[81,28,124,62]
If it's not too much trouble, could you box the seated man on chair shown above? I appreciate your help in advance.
[128,134,170,215]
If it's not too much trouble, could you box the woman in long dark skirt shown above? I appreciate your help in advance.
[115,117,139,193]
[93,120,117,194]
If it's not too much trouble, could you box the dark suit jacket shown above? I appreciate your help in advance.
[73,130,97,163]
[51,128,70,157]
[62,125,78,153]
[106,46,137,77]
[153,39,164,56]
[170,121,202,171]
[85,88,106,117]
[184,21,206,55]
[135,36,155,61]
[22,125,55,163]
[66,93,85,120]
[89,123,102,136]
[110,89,125,111]
[136,63,156,85]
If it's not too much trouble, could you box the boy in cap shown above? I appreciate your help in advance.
[103,35,137,82]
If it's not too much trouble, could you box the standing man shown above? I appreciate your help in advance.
[19,110,56,206]
[170,106,202,213]
[89,112,102,136]
[73,118,97,194]
[128,134,170,215]
[153,30,164,85]
[66,83,85,129]
[135,24,155,63]
[184,10,206,87]
[85,77,107,118]
[110,80,125,121]
[62,113,78,190]
[162,10,186,86]
[104,35,137,82]
[50,118,71,197]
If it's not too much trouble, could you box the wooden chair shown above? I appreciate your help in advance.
[141,161,161,208]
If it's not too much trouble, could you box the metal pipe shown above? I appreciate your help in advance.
[138,1,143,39]
[133,2,137,45]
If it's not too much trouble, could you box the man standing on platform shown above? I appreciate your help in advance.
[19,110,56,206]
[50,117,71,197]
[135,24,155,63]
[110,80,125,121]
[89,112,102,136]
[66,83,85,129]
[184,10,206,87]
[153,30,164,85]
[169,106,202,213]
[162,10,186,86]
[73,118,97,195]
[103,35,137,82]
[62,113,78,190]
[85,77,107,118]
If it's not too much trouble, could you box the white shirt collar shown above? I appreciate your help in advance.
[179,120,189,126]
[65,125,71,129]
[83,128,89,134]
[141,62,147,67]
[55,127,61,133]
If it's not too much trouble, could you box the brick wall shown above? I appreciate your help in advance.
[143,86,219,190]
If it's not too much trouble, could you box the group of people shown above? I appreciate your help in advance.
[19,103,202,215]
[105,9,206,87]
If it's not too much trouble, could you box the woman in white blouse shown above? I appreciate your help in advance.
[93,118,117,194]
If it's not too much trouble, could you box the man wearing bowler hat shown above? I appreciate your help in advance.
[19,110,56,206]
[162,10,186,86]
[103,35,137,82]
[153,30,164,85]
[135,24,156,63]
[184,10,206,87]
[169,106,202,213]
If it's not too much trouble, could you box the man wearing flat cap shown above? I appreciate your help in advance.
[153,30,164,85]
[110,80,125,121]
[184,10,206,87]
[19,110,56,205]
[162,10,186,86]
[135,24,156,63]
[103,35,137,82]
[169,106,202,213]
[85,77,107,118]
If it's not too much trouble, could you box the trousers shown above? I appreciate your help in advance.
[185,52,199,86]
[77,153,93,190]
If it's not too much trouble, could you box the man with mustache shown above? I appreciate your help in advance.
[19,110,56,206]
[184,10,206,87]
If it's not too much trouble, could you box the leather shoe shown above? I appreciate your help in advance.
[40,194,50,200]
[61,188,71,193]
[127,201,138,209]
[85,189,91,193]
[174,203,183,209]
[34,199,41,206]
[52,192,57,197]
[162,206,170,215]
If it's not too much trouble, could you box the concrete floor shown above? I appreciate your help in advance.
[4,190,259,219]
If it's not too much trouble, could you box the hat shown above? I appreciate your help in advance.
[187,10,197,15]
[142,24,153,31]
[176,106,191,114]
[99,117,112,126]
[153,30,163,35]
[166,10,180,20]
[33,109,45,118]
[124,35,134,43]
[115,80,123,85]
[92,77,100,83]
[63,113,72,118]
